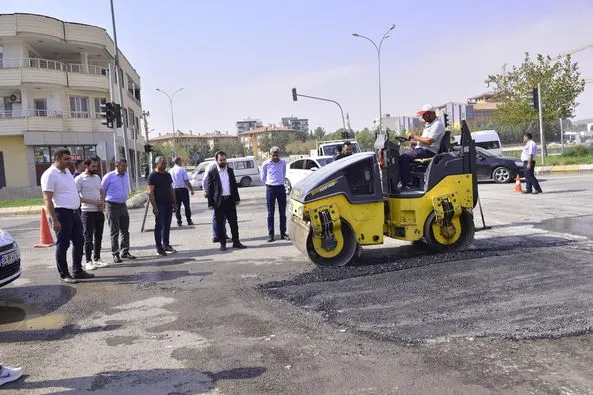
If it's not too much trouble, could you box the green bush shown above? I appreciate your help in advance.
[564,146,593,157]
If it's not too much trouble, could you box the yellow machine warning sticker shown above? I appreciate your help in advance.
[311,178,339,196]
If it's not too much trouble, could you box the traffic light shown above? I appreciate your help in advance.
[104,101,115,128]
[292,88,298,101]
[114,103,123,128]
[99,98,109,127]
[528,87,539,110]
[144,144,153,153]
[443,113,450,128]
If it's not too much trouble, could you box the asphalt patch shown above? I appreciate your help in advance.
[263,245,593,342]
[536,215,593,240]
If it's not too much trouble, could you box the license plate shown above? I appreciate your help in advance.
[0,250,19,267]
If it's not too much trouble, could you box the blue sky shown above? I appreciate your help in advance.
[4,0,593,135]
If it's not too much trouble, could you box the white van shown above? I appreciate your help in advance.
[190,156,259,189]
[454,130,502,156]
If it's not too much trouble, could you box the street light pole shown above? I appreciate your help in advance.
[353,24,395,134]
[156,88,183,157]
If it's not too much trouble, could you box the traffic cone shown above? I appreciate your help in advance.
[513,174,523,193]
[34,208,55,248]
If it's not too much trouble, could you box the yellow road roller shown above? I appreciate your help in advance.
[288,120,478,267]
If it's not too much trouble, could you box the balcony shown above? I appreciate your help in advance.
[0,110,64,135]
[0,58,108,89]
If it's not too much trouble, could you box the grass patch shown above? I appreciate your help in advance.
[503,146,593,165]
[0,197,45,208]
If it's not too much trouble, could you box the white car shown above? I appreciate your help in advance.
[0,229,21,288]
[284,156,334,194]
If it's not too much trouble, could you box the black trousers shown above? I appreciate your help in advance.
[81,211,105,262]
[105,202,130,256]
[266,185,287,236]
[174,188,191,224]
[214,197,239,246]
[523,161,542,192]
[54,208,84,278]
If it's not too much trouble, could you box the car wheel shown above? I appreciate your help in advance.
[239,177,251,187]
[492,166,512,184]
[284,178,292,194]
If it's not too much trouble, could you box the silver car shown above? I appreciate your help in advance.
[0,229,21,287]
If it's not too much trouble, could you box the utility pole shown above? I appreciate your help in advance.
[142,110,152,169]
[537,83,545,166]
[110,0,132,191]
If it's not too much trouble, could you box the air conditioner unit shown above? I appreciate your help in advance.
[8,93,22,103]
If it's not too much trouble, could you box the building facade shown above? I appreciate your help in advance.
[238,125,298,158]
[281,116,309,133]
[236,118,263,134]
[374,114,421,134]
[0,13,144,198]
[150,131,240,155]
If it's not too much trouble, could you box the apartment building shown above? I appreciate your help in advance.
[151,130,240,154]
[238,125,298,158]
[374,114,421,134]
[0,13,144,198]
[236,118,263,134]
[281,116,309,133]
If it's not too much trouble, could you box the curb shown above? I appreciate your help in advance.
[535,164,593,175]
[0,193,151,218]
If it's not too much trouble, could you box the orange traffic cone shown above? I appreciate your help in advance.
[34,208,56,248]
[513,174,523,193]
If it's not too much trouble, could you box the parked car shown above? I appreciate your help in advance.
[0,229,21,288]
[454,130,503,156]
[285,156,334,194]
[473,146,525,183]
[190,156,259,189]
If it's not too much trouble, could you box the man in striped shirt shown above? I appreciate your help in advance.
[261,146,289,242]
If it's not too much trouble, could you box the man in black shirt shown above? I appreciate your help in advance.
[148,156,177,256]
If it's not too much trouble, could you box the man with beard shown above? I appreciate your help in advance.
[75,157,108,271]
[261,146,289,242]
[148,156,177,255]
[207,151,247,251]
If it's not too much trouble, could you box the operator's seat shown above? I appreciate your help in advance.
[413,130,451,165]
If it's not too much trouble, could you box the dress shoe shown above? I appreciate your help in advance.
[121,252,136,260]
[187,220,194,225]
[233,242,247,249]
[164,245,177,253]
[177,222,182,227]
[113,254,123,263]
[73,271,95,280]
[61,276,78,284]
[522,191,532,194]
[533,190,542,194]
[281,233,290,241]
[267,235,275,242]
[220,245,227,251]
[157,249,167,256]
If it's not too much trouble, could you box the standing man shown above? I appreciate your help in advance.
[148,157,177,255]
[169,156,194,226]
[75,157,108,271]
[521,133,543,194]
[203,161,229,243]
[261,146,289,242]
[399,104,445,190]
[335,141,353,161]
[207,151,247,251]
[102,159,136,263]
[41,149,95,283]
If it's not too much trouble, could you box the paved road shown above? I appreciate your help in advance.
[1,174,593,394]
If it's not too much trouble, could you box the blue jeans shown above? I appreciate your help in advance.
[55,208,84,278]
[154,203,173,251]
[266,185,287,236]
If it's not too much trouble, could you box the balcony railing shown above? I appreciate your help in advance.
[0,58,108,76]
[0,110,63,119]
[127,90,142,106]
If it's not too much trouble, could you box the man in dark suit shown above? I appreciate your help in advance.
[207,151,247,251]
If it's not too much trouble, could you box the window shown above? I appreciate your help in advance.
[69,96,89,118]
[34,146,50,163]
[234,161,246,170]
[343,157,375,195]
[33,99,47,116]
[123,108,128,128]
[290,160,304,169]
[94,98,104,118]
[245,160,254,169]
[304,160,318,170]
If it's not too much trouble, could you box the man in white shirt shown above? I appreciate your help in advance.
[75,157,107,271]
[261,146,289,242]
[521,132,543,194]
[202,161,229,243]
[399,104,445,189]
[41,149,95,284]
[169,157,194,226]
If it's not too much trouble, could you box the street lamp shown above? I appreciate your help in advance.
[156,87,184,157]
[352,24,395,133]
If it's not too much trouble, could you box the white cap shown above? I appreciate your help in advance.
[417,104,436,115]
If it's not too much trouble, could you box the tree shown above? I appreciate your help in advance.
[212,140,245,158]
[313,127,326,141]
[152,143,189,164]
[486,53,585,131]
[285,140,315,155]
[355,128,375,151]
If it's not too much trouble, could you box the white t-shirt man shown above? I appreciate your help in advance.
[75,173,103,212]
[40,166,81,209]
[521,139,537,162]
[418,118,445,154]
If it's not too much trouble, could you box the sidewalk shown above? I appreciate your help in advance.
[0,193,149,218]
[535,164,593,175]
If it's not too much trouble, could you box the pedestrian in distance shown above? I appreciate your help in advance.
[72,159,84,178]
[261,146,289,242]
[148,156,177,255]
[521,132,543,194]
[334,141,353,161]
[102,159,136,263]
[75,157,108,271]
[202,161,230,243]
[0,363,22,386]
[207,151,247,251]
[169,156,195,226]
[41,149,95,283]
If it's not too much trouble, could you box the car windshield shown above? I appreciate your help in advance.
[476,147,496,157]
[317,158,334,167]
